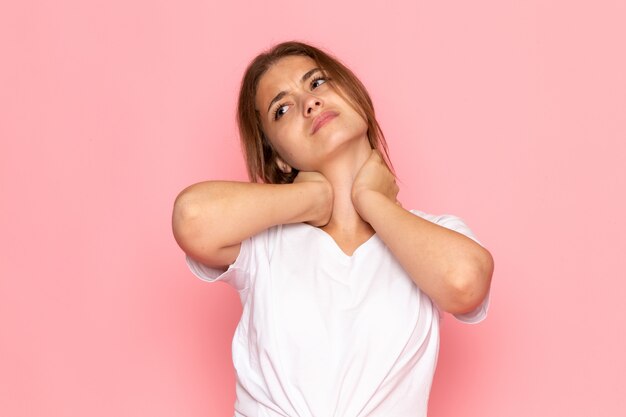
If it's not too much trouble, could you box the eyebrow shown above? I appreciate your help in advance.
[266,67,321,114]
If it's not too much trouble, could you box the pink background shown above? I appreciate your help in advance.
[2,0,625,416]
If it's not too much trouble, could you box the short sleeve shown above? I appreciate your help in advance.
[184,237,251,292]
[410,209,491,324]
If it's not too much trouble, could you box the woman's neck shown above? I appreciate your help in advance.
[318,137,374,238]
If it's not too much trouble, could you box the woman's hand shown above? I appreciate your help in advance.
[173,173,333,268]
[349,150,492,315]
[293,170,333,227]
[351,149,400,215]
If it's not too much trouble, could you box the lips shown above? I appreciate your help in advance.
[311,111,339,134]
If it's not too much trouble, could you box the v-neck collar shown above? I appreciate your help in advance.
[303,223,379,260]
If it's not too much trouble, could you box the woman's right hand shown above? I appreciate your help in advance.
[293,171,333,227]
[173,174,333,268]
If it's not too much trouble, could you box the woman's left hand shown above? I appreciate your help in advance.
[351,149,401,213]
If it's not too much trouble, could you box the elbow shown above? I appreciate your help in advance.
[443,248,494,315]
[172,188,236,268]
[172,188,206,249]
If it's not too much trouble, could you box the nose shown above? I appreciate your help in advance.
[304,94,322,116]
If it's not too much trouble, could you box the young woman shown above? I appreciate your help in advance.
[172,41,494,417]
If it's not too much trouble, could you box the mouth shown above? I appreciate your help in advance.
[311,111,339,134]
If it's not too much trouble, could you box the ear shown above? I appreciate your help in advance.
[275,156,293,174]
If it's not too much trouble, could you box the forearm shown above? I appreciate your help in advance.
[172,180,329,263]
[354,190,493,314]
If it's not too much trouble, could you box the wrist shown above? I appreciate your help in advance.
[292,180,332,226]
[352,188,380,220]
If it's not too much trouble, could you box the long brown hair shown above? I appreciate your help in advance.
[237,41,393,184]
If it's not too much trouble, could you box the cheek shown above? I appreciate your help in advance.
[344,111,368,134]
[266,122,305,156]
[266,132,300,165]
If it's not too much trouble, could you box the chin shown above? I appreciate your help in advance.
[318,130,369,160]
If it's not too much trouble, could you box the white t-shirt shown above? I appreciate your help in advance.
[186,209,490,417]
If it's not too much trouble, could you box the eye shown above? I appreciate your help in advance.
[273,103,289,120]
[310,76,327,89]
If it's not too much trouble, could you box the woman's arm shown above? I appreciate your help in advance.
[172,173,332,269]
[351,151,493,315]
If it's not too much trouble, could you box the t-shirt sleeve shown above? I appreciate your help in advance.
[410,210,491,324]
[184,237,252,292]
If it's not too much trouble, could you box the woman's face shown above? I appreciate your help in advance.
[255,55,368,173]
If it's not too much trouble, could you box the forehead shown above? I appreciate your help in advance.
[255,55,318,110]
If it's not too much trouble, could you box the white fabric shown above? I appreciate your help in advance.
[186,209,490,417]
